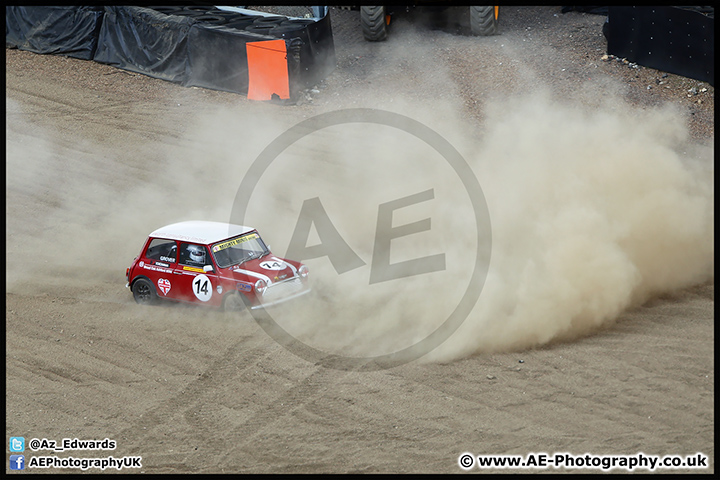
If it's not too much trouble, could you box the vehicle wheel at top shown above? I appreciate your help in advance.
[361,6,388,41]
[470,6,498,36]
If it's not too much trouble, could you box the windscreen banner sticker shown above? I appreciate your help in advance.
[192,274,212,302]
[157,278,171,296]
[212,233,259,253]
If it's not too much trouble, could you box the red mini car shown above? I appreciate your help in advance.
[126,221,310,311]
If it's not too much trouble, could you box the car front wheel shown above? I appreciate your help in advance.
[132,278,158,305]
[223,292,248,313]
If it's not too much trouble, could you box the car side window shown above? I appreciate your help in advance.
[146,238,177,263]
[180,243,211,267]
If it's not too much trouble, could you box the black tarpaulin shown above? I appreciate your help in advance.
[607,6,714,85]
[6,6,337,100]
[297,13,336,89]
[5,6,104,60]
[93,6,192,84]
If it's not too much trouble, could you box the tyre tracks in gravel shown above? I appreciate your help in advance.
[112,324,359,472]
[6,83,187,143]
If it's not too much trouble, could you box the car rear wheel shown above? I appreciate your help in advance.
[132,278,158,305]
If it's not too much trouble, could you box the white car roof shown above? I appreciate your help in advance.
[149,221,255,245]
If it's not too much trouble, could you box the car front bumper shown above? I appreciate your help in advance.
[251,277,311,310]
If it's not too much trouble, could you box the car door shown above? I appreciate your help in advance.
[172,242,221,306]
[138,237,178,301]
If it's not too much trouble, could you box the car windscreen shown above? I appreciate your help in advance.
[211,231,269,268]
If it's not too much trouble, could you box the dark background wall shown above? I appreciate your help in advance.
[6,5,336,98]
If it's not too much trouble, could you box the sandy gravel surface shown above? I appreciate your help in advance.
[6,6,714,473]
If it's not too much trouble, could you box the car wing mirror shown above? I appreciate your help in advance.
[203,265,214,273]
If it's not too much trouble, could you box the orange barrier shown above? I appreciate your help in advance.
[246,39,289,101]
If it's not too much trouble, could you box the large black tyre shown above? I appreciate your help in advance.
[194,15,230,25]
[182,6,212,14]
[147,6,183,15]
[253,16,288,26]
[171,11,202,18]
[224,19,256,31]
[361,6,388,41]
[132,278,158,306]
[470,6,498,36]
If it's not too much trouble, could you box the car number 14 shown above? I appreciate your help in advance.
[193,274,212,302]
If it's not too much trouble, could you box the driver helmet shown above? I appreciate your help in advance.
[187,245,205,263]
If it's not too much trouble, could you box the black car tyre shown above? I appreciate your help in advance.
[223,292,248,313]
[132,278,158,305]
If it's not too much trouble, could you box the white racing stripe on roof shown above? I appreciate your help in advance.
[149,221,254,245]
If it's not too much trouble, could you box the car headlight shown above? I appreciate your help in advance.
[254,279,267,296]
[298,264,309,279]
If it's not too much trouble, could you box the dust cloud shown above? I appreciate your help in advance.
[427,89,714,361]
[6,72,713,363]
[239,88,714,362]
[5,96,277,293]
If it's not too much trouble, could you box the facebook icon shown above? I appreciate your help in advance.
[10,455,25,470]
